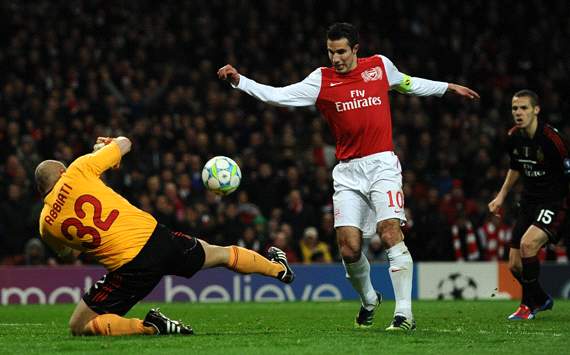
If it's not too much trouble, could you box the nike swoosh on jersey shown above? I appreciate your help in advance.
[330,82,343,86]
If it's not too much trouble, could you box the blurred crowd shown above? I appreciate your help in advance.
[1,0,569,266]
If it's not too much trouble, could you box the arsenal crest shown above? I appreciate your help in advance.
[361,66,383,82]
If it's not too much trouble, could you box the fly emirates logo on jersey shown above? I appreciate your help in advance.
[334,89,382,113]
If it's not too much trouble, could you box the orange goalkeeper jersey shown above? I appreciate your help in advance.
[39,142,157,271]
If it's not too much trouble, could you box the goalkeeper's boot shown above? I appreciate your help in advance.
[268,247,295,284]
[507,304,535,320]
[386,315,416,331]
[531,295,554,318]
[143,308,194,335]
[354,291,382,329]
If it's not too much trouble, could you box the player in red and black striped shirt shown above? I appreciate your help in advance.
[489,90,570,320]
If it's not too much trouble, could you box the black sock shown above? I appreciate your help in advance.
[521,256,548,307]
[511,269,532,306]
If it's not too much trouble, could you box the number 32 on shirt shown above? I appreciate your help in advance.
[61,194,119,249]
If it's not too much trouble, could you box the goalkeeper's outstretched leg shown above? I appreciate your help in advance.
[200,241,294,283]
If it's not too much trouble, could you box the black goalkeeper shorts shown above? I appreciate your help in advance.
[83,224,205,316]
[510,198,569,249]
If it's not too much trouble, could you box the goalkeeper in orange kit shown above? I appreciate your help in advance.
[36,136,294,336]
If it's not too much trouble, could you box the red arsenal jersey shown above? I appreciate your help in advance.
[316,56,393,160]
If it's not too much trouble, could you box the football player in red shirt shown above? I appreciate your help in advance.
[219,22,479,330]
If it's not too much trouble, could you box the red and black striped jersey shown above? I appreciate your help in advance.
[507,121,570,203]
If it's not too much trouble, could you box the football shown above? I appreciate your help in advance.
[201,156,242,196]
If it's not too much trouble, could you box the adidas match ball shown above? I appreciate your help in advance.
[201,156,242,196]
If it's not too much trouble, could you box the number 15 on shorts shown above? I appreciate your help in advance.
[537,209,554,224]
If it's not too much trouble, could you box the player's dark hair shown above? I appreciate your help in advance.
[513,89,540,107]
[327,23,359,48]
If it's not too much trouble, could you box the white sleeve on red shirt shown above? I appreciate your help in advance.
[378,55,449,97]
[234,69,321,107]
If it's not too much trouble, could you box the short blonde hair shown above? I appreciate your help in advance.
[35,160,66,195]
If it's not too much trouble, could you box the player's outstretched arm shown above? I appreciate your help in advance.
[446,83,480,100]
[217,64,241,86]
[217,64,320,107]
[92,136,131,170]
[113,136,132,156]
[93,136,132,157]
[381,55,479,99]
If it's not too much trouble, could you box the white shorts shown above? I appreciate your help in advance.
[332,151,406,237]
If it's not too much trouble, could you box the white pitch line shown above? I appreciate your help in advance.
[424,328,562,337]
[0,323,44,326]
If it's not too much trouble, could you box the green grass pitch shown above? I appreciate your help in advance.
[0,300,568,354]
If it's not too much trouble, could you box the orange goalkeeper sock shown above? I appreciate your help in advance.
[86,314,156,336]
[227,246,285,278]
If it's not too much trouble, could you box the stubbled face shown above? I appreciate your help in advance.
[327,38,358,74]
[512,96,539,129]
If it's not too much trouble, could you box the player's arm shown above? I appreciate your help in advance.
[380,55,479,100]
[489,132,523,216]
[93,136,132,156]
[88,136,132,174]
[488,169,520,217]
[543,127,570,177]
[217,64,320,107]
[544,128,570,195]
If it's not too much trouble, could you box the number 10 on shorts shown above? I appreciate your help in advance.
[537,209,554,224]
[387,191,404,209]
